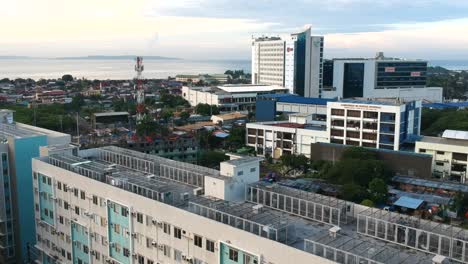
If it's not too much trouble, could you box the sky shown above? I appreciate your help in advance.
[1,0,468,60]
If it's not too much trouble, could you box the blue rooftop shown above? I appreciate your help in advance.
[340,99,403,106]
[278,96,336,105]
[393,196,424,209]
[257,93,295,99]
[423,102,468,109]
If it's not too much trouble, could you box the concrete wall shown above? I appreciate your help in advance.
[310,143,433,178]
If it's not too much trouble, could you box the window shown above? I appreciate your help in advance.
[194,235,202,248]
[174,227,182,239]
[250,167,256,172]
[419,149,426,153]
[237,171,244,176]
[83,245,89,254]
[436,162,444,166]
[59,216,64,224]
[80,191,85,200]
[57,181,62,190]
[206,239,215,252]
[193,258,204,264]
[123,247,130,257]
[67,252,71,260]
[47,177,51,185]
[147,260,154,264]
[437,151,445,155]
[92,195,98,205]
[75,206,80,215]
[64,202,69,210]
[63,184,68,192]
[174,249,182,262]
[229,248,238,261]
[74,188,78,197]
[121,207,128,217]
[163,223,171,235]
[137,213,143,223]
[138,255,145,264]
[163,245,171,257]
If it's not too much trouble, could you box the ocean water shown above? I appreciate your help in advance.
[0,59,251,80]
[0,58,466,80]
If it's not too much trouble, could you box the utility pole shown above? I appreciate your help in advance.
[76,112,80,146]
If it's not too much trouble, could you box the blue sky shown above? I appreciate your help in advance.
[1,0,468,60]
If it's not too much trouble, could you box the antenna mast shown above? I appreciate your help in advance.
[135,56,145,123]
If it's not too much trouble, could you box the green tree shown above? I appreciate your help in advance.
[179,111,190,120]
[198,151,229,168]
[368,178,388,204]
[226,127,245,149]
[194,103,219,116]
[279,154,310,176]
[61,74,74,82]
[361,199,375,207]
[341,183,368,203]
[70,94,85,112]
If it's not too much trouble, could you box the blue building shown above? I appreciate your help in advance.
[0,110,71,263]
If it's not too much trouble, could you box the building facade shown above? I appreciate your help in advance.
[322,53,443,102]
[246,116,328,159]
[327,99,421,150]
[32,147,334,264]
[416,130,468,183]
[0,110,71,264]
[251,26,324,98]
[182,85,288,112]
[32,146,463,264]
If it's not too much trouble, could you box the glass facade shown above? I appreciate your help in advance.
[376,61,427,89]
[343,63,364,98]
[294,32,307,97]
[322,60,334,90]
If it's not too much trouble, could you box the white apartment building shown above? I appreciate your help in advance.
[416,130,468,183]
[252,26,324,98]
[246,114,328,159]
[247,98,422,159]
[32,146,460,264]
[327,99,422,151]
[181,85,288,112]
[322,53,443,102]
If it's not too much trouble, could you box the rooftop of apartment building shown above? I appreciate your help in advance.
[419,129,468,147]
[186,84,287,94]
[249,121,326,131]
[34,145,467,264]
[338,97,419,106]
[333,52,427,62]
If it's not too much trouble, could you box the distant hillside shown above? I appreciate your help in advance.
[54,55,181,60]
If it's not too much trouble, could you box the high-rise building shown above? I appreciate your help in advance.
[251,26,324,98]
[0,110,71,263]
[321,52,443,102]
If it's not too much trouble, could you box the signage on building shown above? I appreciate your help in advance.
[385,67,396,73]
[411,72,421,77]
[339,103,382,111]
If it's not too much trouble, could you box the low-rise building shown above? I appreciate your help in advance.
[182,84,288,112]
[246,115,328,158]
[211,112,247,125]
[416,130,468,183]
[327,99,421,150]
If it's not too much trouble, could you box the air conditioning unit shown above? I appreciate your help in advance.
[182,255,187,260]
[131,233,137,238]
[157,222,163,228]
[151,241,157,247]
[131,212,136,217]
[193,187,203,196]
[181,192,189,201]
[152,219,158,225]
[90,250,96,256]
[158,244,164,250]
[132,253,138,259]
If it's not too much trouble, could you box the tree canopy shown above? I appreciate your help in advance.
[194,103,219,116]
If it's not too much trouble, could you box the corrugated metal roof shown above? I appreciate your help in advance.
[442,129,468,140]
[394,196,424,209]
[277,96,336,105]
